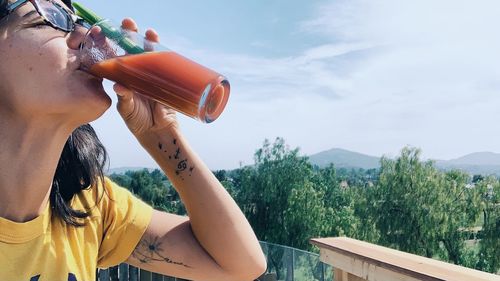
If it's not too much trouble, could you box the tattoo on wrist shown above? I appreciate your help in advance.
[176,159,188,174]
[158,142,167,153]
[175,159,195,180]
[157,139,195,180]
[132,235,192,268]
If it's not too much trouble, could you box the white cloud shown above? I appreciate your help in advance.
[293,0,500,160]
[184,42,376,103]
[93,0,500,170]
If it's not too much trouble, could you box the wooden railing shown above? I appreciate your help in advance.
[310,237,500,281]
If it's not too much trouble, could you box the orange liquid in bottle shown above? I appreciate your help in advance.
[90,51,230,123]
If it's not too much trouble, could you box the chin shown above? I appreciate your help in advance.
[83,95,113,122]
[62,74,112,122]
[69,90,112,124]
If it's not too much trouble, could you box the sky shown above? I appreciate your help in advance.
[78,0,500,171]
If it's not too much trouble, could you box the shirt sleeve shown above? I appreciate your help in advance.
[97,177,153,269]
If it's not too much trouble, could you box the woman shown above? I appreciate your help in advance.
[0,0,266,280]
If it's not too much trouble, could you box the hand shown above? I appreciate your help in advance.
[112,18,178,138]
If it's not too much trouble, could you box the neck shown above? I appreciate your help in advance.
[0,114,74,222]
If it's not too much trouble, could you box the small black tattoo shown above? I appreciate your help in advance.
[174,148,181,159]
[158,143,162,150]
[169,156,172,159]
[177,159,188,171]
[175,159,189,180]
[173,139,177,145]
[189,166,195,176]
[132,235,191,268]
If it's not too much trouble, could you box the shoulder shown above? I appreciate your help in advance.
[71,177,146,218]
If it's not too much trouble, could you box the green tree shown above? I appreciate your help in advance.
[476,177,500,273]
[372,148,441,257]
[237,138,323,249]
[284,181,328,249]
[313,164,359,239]
[438,170,480,265]
[110,173,132,188]
[236,138,329,280]
[371,147,480,264]
[350,185,380,243]
[214,169,239,199]
[110,169,186,215]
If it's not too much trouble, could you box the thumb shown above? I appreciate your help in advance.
[113,83,133,100]
[113,83,135,115]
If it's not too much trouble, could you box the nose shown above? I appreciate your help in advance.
[66,23,88,51]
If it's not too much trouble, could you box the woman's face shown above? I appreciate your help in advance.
[0,0,111,127]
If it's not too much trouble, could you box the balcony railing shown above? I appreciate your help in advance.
[96,241,331,281]
[96,238,500,281]
[310,237,500,281]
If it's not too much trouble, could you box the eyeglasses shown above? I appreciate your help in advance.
[0,0,90,32]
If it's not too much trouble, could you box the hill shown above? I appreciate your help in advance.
[107,151,500,176]
[434,152,500,176]
[309,148,380,169]
[309,149,500,176]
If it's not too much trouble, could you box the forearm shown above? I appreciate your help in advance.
[136,126,265,274]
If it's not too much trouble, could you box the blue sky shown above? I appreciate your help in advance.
[81,0,500,170]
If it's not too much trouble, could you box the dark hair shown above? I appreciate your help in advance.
[51,124,109,227]
[0,0,8,19]
[62,0,74,12]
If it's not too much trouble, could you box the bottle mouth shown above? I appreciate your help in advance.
[79,19,123,71]
[198,77,231,123]
[79,19,167,72]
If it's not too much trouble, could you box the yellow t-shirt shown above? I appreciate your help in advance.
[0,177,153,281]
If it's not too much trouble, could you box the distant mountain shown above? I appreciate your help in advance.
[309,148,380,169]
[437,152,500,166]
[308,148,500,176]
[107,151,500,176]
[434,152,500,176]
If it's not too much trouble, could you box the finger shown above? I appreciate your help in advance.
[89,26,106,45]
[114,83,135,116]
[121,17,138,32]
[113,83,133,100]
[144,28,159,52]
[145,28,160,43]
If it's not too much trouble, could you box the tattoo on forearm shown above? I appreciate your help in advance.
[176,159,188,173]
[158,142,167,153]
[175,159,195,180]
[157,139,195,180]
[131,235,192,268]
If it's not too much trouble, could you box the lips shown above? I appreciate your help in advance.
[75,62,99,78]
[68,53,101,81]
[78,67,103,82]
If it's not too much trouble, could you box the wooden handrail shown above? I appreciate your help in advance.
[310,237,500,281]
